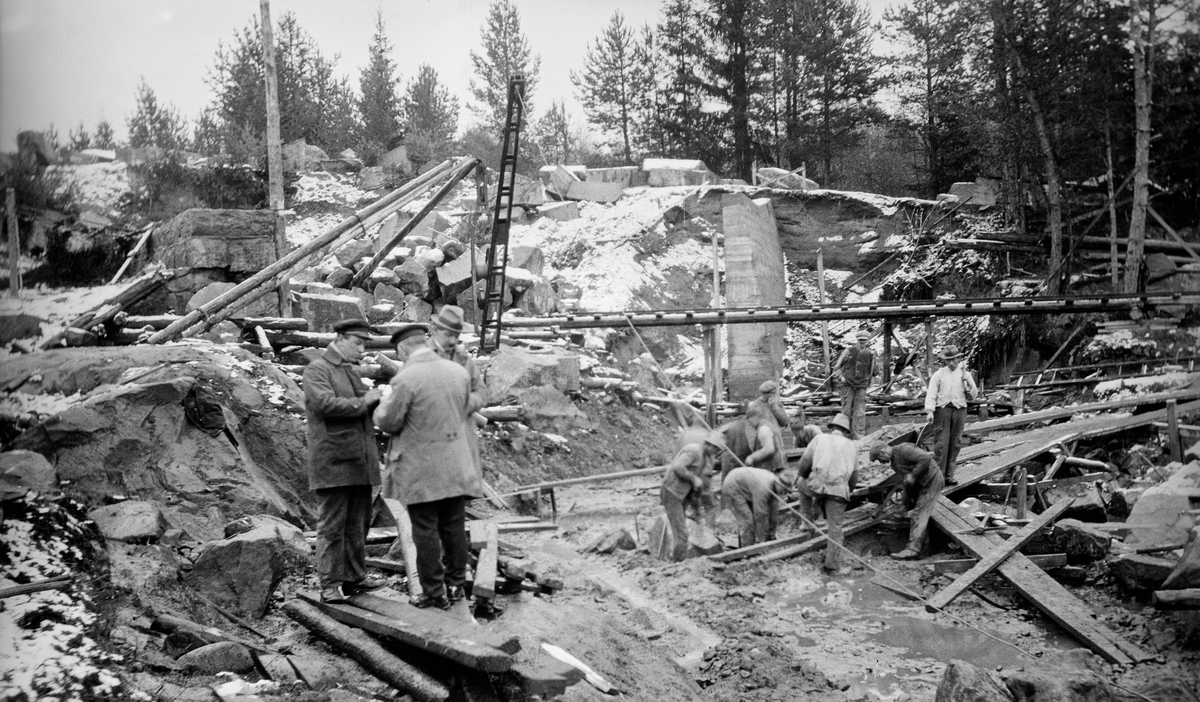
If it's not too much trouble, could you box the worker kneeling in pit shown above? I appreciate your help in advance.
[869,442,944,560]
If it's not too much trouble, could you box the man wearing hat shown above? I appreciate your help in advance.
[834,330,875,438]
[660,432,725,561]
[924,345,978,485]
[749,380,790,431]
[304,318,388,604]
[869,442,943,559]
[795,413,860,575]
[375,322,482,609]
[427,305,487,470]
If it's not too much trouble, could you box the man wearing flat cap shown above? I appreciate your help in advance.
[374,322,483,609]
[835,329,875,438]
[748,379,790,433]
[924,345,978,485]
[304,318,388,604]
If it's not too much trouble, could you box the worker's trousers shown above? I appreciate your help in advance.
[932,404,967,481]
[314,485,372,588]
[407,496,469,598]
[725,484,778,547]
[905,473,944,554]
[839,385,868,438]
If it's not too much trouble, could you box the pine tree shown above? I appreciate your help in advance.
[469,0,541,132]
[656,0,708,159]
[127,78,189,149]
[633,24,668,156]
[571,11,646,164]
[403,64,460,165]
[530,99,577,165]
[357,10,403,164]
[93,120,116,149]
[192,107,226,156]
[68,123,92,151]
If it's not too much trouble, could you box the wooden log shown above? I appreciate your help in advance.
[294,592,513,672]
[925,498,1074,611]
[283,599,450,702]
[6,188,17,295]
[981,472,1110,496]
[42,266,174,349]
[502,466,666,496]
[382,498,422,598]
[710,504,871,563]
[931,553,1068,575]
[109,223,155,285]
[965,388,1200,435]
[146,159,461,343]
[0,575,71,599]
[1015,466,1028,520]
[152,612,274,654]
[746,509,881,565]
[1152,589,1200,610]
[473,523,499,601]
[1168,399,1183,462]
[478,406,523,423]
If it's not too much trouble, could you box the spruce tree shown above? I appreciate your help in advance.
[571,11,645,164]
[469,0,541,132]
[656,0,708,159]
[357,10,403,164]
[93,120,116,149]
[68,123,92,151]
[403,64,460,164]
[530,99,577,165]
[127,78,189,150]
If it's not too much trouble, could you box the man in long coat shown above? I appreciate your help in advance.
[304,318,387,604]
[374,323,483,610]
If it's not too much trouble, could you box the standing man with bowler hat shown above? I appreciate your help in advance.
[304,318,389,604]
[835,330,875,438]
[426,305,487,468]
[374,322,482,609]
[924,345,978,485]
[795,413,860,575]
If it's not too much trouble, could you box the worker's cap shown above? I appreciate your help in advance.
[939,345,964,361]
[856,330,871,340]
[333,318,373,339]
[827,413,853,435]
[759,380,778,394]
[868,444,891,462]
[702,431,728,451]
[389,323,428,345]
[431,305,465,334]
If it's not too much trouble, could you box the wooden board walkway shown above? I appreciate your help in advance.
[930,498,1154,665]
[297,592,515,672]
[965,389,1200,435]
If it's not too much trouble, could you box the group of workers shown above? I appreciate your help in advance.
[304,311,979,605]
[661,333,979,573]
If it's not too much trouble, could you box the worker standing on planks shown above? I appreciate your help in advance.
[835,330,875,438]
[660,432,726,561]
[795,413,860,576]
[924,344,978,486]
[374,323,482,610]
[304,318,389,604]
[869,442,944,560]
[426,305,487,465]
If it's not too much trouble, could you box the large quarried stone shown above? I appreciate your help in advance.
[516,276,559,316]
[88,500,165,542]
[394,259,432,296]
[510,246,545,275]
[153,209,280,273]
[587,167,643,188]
[514,386,584,433]
[297,292,365,332]
[187,515,309,619]
[935,660,1012,702]
[373,283,405,307]
[436,256,476,300]
[512,174,546,205]
[177,641,255,674]
[756,167,818,191]
[485,346,581,399]
[723,192,785,401]
[1108,553,1176,592]
[397,295,433,323]
[0,450,57,498]
[186,281,276,318]
[1125,462,1200,548]
[566,180,623,203]
[539,202,580,221]
[1050,519,1112,564]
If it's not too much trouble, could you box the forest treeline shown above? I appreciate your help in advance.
[51,0,1198,222]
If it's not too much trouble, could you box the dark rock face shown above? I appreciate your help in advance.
[935,660,1013,702]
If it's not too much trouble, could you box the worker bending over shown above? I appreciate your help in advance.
[795,413,860,575]
[869,442,944,560]
[660,432,725,561]
[722,462,789,547]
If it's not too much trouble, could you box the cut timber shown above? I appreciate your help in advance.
[0,576,71,599]
[282,599,450,702]
[503,465,665,495]
[296,592,513,672]
[931,497,1152,665]
[151,613,274,654]
[473,523,499,601]
[931,553,1067,575]
[965,388,1200,435]
[1152,589,1200,609]
[710,504,873,563]
[926,498,1075,612]
[382,498,421,597]
[750,508,881,564]
[365,557,406,574]
[42,266,174,349]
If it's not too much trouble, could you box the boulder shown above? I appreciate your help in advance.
[1050,519,1112,564]
[510,245,545,275]
[324,267,353,289]
[177,641,255,675]
[297,292,366,332]
[1002,667,1115,702]
[367,266,399,289]
[0,450,58,498]
[439,237,466,262]
[378,145,411,174]
[397,294,433,323]
[505,266,535,291]
[187,516,308,619]
[516,276,559,316]
[485,346,581,399]
[1125,462,1200,547]
[539,202,580,221]
[514,386,584,433]
[106,542,183,596]
[373,282,405,307]
[332,240,373,268]
[0,313,46,345]
[394,259,432,296]
[368,303,397,325]
[1162,525,1200,589]
[584,527,638,554]
[1108,553,1177,592]
[415,247,445,270]
[357,166,386,191]
[756,167,819,191]
[435,256,476,300]
[935,660,1012,702]
[88,500,165,542]
[1058,485,1108,523]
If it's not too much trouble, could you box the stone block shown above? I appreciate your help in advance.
[505,266,535,291]
[378,145,411,174]
[368,303,397,325]
[177,641,255,675]
[226,237,276,272]
[394,259,432,296]
[415,247,445,270]
[641,158,707,172]
[1108,553,1176,592]
[357,166,386,191]
[1126,462,1200,547]
[436,256,476,300]
[514,385,584,433]
[185,281,235,313]
[485,346,581,399]
[1058,485,1108,523]
[646,168,714,187]
[0,450,57,499]
[566,180,624,203]
[539,201,580,221]
[88,500,165,542]
[297,292,366,332]
[756,167,819,191]
[374,282,405,307]
[935,660,1012,702]
[510,245,545,275]
[512,174,546,205]
[324,267,353,289]
[439,237,466,262]
[332,240,373,268]
[516,276,559,316]
[586,166,643,187]
[547,165,582,197]
[367,266,399,288]
[1050,519,1112,564]
[397,294,432,323]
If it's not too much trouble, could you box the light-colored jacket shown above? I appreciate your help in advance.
[796,432,858,500]
[925,365,978,412]
[373,348,482,506]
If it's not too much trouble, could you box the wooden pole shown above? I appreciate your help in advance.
[260,0,284,212]
[1105,124,1120,288]
[108,224,155,285]
[711,229,723,403]
[818,249,830,375]
[924,317,935,375]
[6,188,18,296]
[1167,398,1182,462]
[1015,466,1028,519]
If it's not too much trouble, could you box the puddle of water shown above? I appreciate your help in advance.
[872,616,1026,670]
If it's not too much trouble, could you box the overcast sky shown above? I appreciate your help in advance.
[0,0,890,152]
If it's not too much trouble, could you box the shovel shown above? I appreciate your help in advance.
[541,643,618,694]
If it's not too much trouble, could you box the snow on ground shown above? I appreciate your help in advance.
[50,163,130,217]
[1093,371,1200,400]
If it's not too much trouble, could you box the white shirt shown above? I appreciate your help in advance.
[925,365,978,412]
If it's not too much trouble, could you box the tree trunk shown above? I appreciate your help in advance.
[1125,0,1155,294]
[1105,120,1120,289]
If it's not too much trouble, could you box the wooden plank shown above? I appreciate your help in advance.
[931,498,1153,665]
[964,388,1200,435]
[1152,589,1200,610]
[296,592,513,672]
[504,465,665,495]
[711,504,874,563]
[469,521,489,550]
[931,553,1068,575]
[365,557,406,574]
[499,522,558,535]
[473,523,499,601]
[749,512,882,564]
[926,498,1075,611]
[981,472,1111,495]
